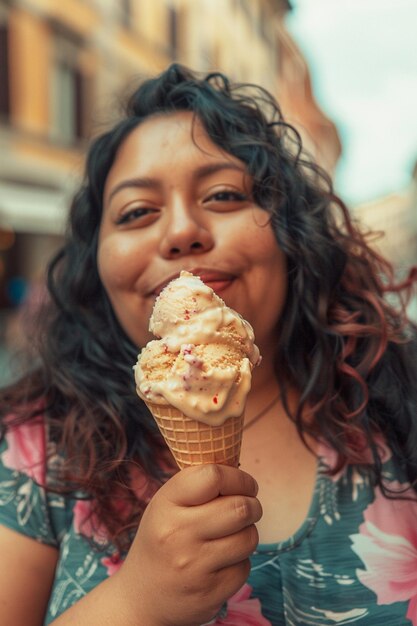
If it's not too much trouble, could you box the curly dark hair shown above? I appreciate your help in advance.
[1,63,417,551]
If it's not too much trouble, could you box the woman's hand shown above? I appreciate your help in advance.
[117,463,262,626]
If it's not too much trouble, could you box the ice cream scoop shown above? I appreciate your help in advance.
[134,271,260,467]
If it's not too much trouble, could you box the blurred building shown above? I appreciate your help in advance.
[354,188,417,270]
[275,18,342,177]
[0,0,340,371]
[353,164,417,320]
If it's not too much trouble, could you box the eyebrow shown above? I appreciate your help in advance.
[106,161,246,205]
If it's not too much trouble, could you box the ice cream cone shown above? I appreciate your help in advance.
[145,401,244,469]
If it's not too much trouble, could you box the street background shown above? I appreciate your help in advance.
[0,0,416,383]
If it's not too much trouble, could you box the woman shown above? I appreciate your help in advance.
[1,64,417,626]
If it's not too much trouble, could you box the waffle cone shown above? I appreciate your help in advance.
[145,402,244,469]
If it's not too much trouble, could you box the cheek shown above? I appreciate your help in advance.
[97,233,153,347]
[97,234,140,291]
[246,220,285,272]
[247,228,288,330]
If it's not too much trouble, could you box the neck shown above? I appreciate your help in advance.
[245,352,281,421]
[245,346,301,426]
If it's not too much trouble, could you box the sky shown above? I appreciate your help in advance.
[285,0,417,206]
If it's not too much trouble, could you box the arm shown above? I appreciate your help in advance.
[0,525,59,626]
[0,524,138,626]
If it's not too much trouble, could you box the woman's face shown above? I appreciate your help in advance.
[98,112,287,351]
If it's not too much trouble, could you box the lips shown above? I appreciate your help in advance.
[196,272,235,294]
[151,269,236,296]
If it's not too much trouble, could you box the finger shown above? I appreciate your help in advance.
[219,558,252,594]
[166,464,259,506]
[206,524,259,571]
[195,495,262,540]
[192,560,252,625]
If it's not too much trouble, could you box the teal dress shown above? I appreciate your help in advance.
[1,417,417,625]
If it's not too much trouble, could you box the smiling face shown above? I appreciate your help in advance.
[98,112,287,352]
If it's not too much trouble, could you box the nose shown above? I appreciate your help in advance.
[159,201,214,259]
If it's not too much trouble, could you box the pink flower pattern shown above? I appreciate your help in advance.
[101,554,123,576]
[2,418,47,485]
[212,584,271,625]
[73,500,110,546]
[350,480,417,625]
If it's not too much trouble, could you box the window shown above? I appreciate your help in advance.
[238,0,251,21]
[0,17,10,119]
[168,6,178,59]
[120,0,133,29]
[50,35,89,144]
[258,7,267,41]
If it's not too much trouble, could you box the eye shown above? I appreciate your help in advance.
[203,190,248,205]
[115,207,158,226]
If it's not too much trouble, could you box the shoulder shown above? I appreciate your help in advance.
[1,414,50,486]
[0,525,59,625]
[0,412,68,547]
[318,436,417,511]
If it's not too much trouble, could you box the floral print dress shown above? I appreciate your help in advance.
[1,417,417,626]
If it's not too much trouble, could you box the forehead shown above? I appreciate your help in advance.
[104,111,242,190]
[116,111,224,161]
